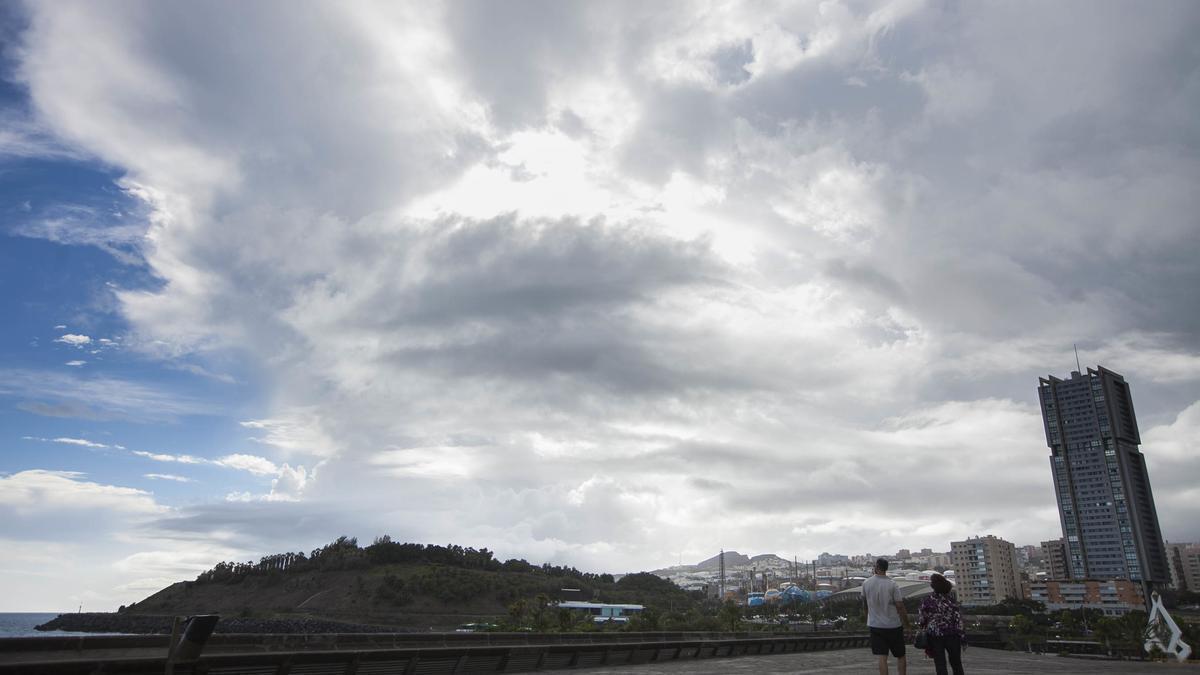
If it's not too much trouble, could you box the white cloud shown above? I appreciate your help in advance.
[214,453,278,476]
[214,456,310,502]
[241,416,336,457]
[0,471,252,611]
[1142,401,1200,540]
[22,436,123,450]
[12,201,148,266]
[269,464,308,500]
[64,360,86,367]
[9,0,1200,584]
[171,363,237,384]
[0,368,216,422]
[51,437,109,448]
[0,470,163,515]
[54,333,91,346]
[144,473,194,483]
[132,450,204,464]
[0,109,85,160]
[222,462,309,503]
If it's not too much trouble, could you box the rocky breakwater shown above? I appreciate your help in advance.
[36,613,408,634]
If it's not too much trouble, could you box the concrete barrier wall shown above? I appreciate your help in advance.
[1,632,870,674]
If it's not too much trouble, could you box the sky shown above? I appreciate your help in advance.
[1,0,1198,612]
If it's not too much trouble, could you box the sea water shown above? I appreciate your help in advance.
[0,613,129,638]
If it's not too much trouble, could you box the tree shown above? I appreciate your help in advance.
[719,600,743,632]
[1009,614,1035,651]
[628,607,661,632]
[1057,609,1080,636]
[1114,611,1150,655]
[530,594,553,632]
[507,599,530,630]
[1093,616,1121,656]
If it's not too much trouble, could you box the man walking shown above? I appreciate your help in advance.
[862,558,911,675]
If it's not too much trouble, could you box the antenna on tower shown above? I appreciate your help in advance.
[1074,343,1082,374]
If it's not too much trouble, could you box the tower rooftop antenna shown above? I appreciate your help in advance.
[1074,343,1082,374]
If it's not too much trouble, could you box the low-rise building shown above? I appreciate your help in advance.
[557,601,644,624]
[1027,579,1144,616]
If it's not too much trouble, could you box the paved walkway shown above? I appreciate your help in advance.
[568,648,1199,673]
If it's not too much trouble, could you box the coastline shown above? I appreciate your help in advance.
[32,612,409,635]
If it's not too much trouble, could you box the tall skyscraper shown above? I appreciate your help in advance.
[1038,366,1169,585]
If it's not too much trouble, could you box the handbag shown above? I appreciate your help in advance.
[914,629,928,649]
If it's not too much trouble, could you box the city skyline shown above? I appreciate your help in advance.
[1,1,1199,612]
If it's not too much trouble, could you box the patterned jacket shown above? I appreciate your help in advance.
[918,592,966,639]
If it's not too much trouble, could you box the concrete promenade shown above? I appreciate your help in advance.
[571,649,1199,673]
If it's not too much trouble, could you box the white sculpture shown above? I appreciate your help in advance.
[1145,591,1191,662]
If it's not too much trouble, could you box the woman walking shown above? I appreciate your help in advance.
[918,573,966,675]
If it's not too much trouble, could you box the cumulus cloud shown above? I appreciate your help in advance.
[214,453,278,476]
[0,470,163,520]
[0,471,250,611]
[241,416,336,457]
[9,0,1200,583]
[54,333,91,346]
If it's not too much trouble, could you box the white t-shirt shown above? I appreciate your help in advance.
[862,574,903,629]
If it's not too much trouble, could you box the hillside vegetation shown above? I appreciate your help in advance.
[124,536,707,630]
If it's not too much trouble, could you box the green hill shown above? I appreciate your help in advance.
[123,536,706,630]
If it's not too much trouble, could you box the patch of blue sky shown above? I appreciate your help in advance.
[0,77,266,504]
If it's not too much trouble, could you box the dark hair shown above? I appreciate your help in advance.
[876,558,889,572]
[930,573,952,595]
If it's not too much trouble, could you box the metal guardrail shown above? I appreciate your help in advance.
[1,632,869,674]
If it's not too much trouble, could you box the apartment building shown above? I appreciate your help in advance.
[1041,538,1069,579]
[950,535,1020,606]
[1028,578,1144,616]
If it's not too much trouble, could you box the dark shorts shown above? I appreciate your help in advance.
[869,626,906,657]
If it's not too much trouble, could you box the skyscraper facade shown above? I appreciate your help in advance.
[1038,366,1169,584]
